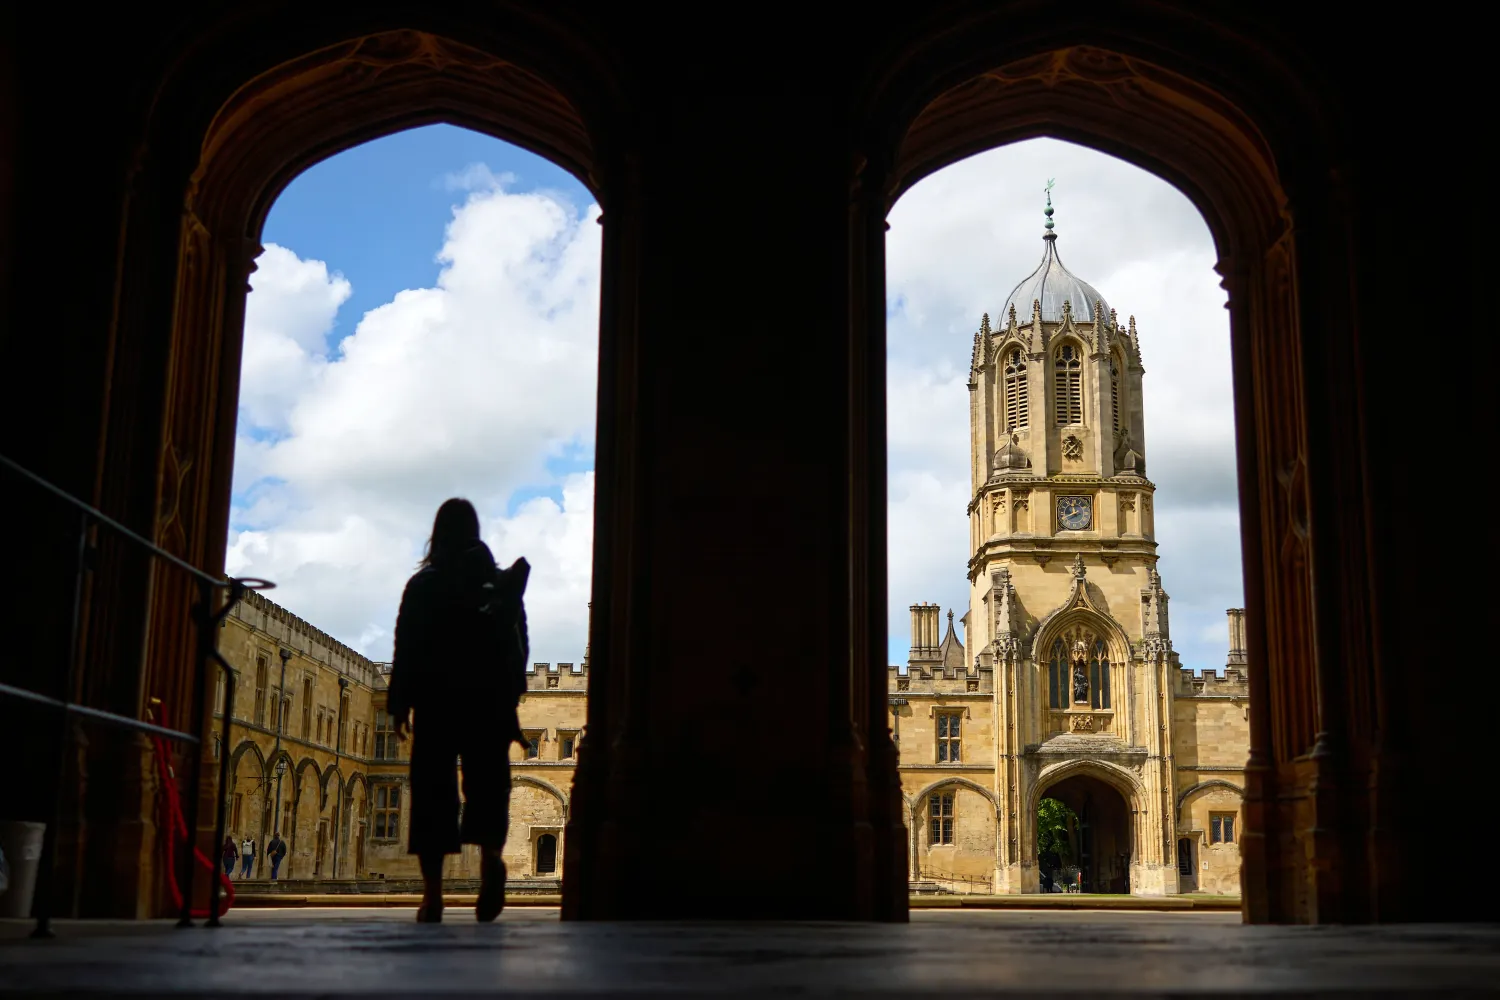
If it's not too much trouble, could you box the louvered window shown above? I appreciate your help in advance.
[1110,356,1121,434]
[1054,344,1083,425]
[1003,348,1029,430]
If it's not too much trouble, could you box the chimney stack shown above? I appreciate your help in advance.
[1225,608,1247,668]
[908,603,942,669]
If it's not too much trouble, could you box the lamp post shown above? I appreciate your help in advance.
[270,647,291,875]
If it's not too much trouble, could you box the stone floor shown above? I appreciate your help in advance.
[2,907,1498,997]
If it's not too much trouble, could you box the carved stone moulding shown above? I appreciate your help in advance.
[889,45,1285,259]
[190,29,598,231]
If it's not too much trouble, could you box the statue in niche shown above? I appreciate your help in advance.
[1071,639,1089,703]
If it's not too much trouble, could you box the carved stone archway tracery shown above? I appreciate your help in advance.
[854,28,1358,920]
[93,21,618,916]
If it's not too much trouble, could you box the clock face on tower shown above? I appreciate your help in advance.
[1057,495,1093,531]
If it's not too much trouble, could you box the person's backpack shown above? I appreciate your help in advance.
[476,557,530,706]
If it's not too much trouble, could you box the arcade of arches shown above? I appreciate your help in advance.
[0,2,1482,925]
[213,589,584,887]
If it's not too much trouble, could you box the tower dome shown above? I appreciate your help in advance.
[1000,190,1110,324]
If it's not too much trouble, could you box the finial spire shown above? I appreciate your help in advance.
[1044,178,1056,236]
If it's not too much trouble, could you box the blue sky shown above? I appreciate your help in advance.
[264,126,592,337]
[228,125,603,660]
[235,127,597,528]
[230,126,1243,673]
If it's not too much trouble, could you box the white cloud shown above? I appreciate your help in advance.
[238,246,350,434]
[235,137,1240,676]
[442,163,517,192]
[885,138,1242,673]
[228,177,600,663]
[485,472,595,665]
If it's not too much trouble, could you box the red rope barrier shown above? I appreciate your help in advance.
[148,716,234,919]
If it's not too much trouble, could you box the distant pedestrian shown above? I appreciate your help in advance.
[388,497,530,924]
[221,836,237,877]
[267,832,287,880]
[239,836,256,878]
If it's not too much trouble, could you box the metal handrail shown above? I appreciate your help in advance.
[0,452,274,936]
[915,867,992,894]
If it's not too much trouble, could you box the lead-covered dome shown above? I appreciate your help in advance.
[1001,231,1111,324]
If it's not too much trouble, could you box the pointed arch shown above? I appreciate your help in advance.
[343,770,369,801]
[291,757,322,793]
[512,774,570,820]
[1032,759,1145,816]
[1029,603,1133,666]
[320,765,345,808]
[266,747,293,774]
[227,739,267,779]
[1176,779,1244,819]
[910,776,1001,817]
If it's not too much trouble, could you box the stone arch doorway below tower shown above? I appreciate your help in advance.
[1036,773,1132,894]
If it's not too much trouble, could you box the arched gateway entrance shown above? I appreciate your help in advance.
[2,2,1477,924]
[1037,774,1132,894]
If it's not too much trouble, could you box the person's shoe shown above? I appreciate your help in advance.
[476,855,506,922]
[416,898,444,923]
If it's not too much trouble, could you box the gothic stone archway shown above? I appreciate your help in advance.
[1038,773,1133,894]
[853,20,1387,921]
[3,1,1474,925]
[60,20,621,918]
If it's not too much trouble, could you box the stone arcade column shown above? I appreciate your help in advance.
[559,52,907,921]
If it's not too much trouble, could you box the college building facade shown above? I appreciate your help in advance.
[892,215,1249,895]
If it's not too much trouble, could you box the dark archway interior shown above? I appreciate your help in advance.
[1039,776,1131,894]
[0,2,1484,928]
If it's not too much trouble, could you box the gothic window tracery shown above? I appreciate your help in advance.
[1004,348,1029,430]
[1048,639,1065,709]
[1091,639,1112,710]
[1054,344,1083,425]
[1047,626,1113,713]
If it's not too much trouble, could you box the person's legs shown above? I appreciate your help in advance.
[408,730,461,922]
[418,852,445,921]
[240,856,251,878]
[270,858,280,880]
[459,736,511,922]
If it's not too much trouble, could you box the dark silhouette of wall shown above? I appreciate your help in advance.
[0,1,1481,923]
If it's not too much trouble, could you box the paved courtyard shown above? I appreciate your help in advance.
[2,907,1497,997]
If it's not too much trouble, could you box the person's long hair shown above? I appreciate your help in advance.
[420,497,482,569]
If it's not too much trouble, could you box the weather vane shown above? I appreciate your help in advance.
[1044,178,1056,232]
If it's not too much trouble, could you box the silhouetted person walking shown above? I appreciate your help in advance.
[388,498,530,923]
